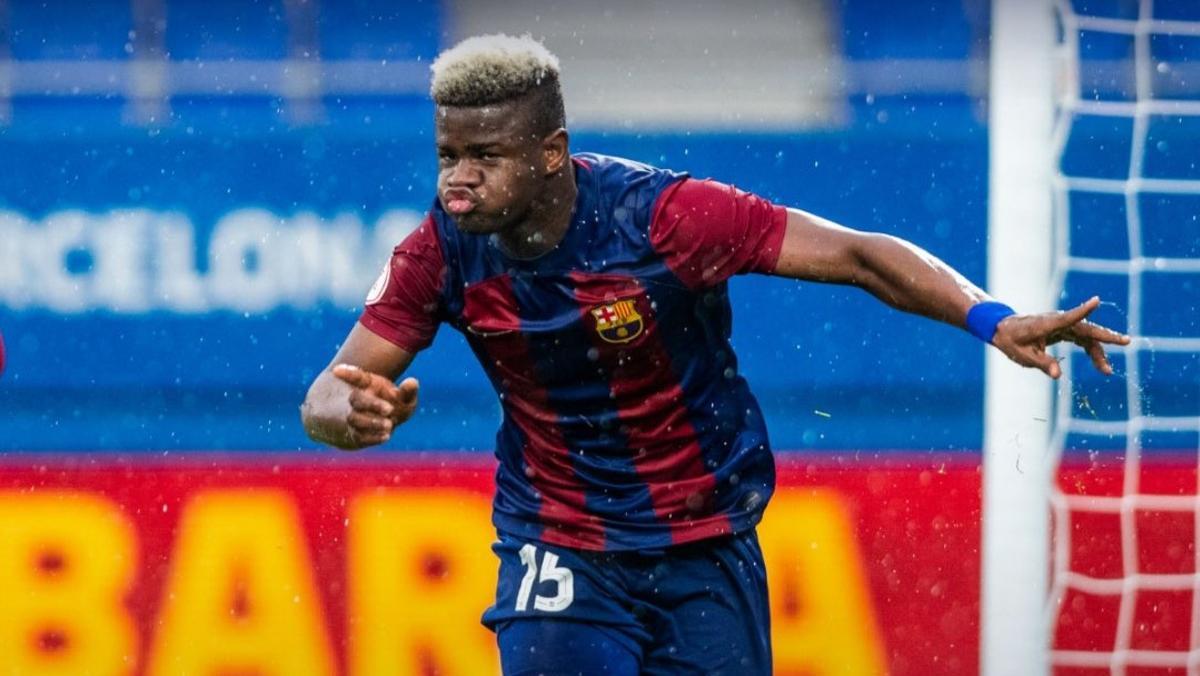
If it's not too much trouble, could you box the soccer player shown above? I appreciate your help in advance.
[302,34,1129,675]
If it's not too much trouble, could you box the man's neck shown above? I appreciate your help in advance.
[496,167,578,260]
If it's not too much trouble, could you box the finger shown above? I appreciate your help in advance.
[338,420,388,451]
[1052,296,1101,330]
[393,377,420,423]
[347,411,394,435]
[1070,320,1132,346]
[397,377,419,406]
[345,430,391,448]
[333,363,374,389]
[348,388,395,417]
[1024,346,1062,379]
[377,377,417,405]
[1084,340,1114,375]
[376,377,416,407]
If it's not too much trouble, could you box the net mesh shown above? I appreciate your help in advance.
[1049,0,1200,672]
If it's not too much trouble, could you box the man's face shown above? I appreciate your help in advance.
[435,101,546,235]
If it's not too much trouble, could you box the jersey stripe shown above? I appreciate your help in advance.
[508,272,672,549]
[461,274,606,550]
[639,273,777,522]
[570,271,733,544]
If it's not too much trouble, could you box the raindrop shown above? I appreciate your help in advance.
[743,491,763,510]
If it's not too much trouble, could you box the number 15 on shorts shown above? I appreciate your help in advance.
[516,544,574,612]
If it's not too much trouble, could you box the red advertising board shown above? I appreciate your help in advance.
[0,453,982,675]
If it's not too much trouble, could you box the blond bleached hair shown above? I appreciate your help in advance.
[430,34,566,133]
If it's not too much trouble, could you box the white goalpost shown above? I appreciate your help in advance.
[986,1,1200,674]
[983,1,1057,674]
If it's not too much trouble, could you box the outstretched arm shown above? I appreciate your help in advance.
[301,322,421,450]
[774,208,1131,378]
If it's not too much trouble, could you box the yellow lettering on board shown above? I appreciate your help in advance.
[759,491,887,676]
[348,490,498,676]
[146,490,335,676]
[0,491,137,675]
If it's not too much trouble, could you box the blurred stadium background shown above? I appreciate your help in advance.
[0,1,1193,675]
[0,0,993,452]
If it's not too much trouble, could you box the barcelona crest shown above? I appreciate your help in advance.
[591,299,644,344]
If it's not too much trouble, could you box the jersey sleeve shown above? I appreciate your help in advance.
[648,178,789,289]
[358,216,446,353]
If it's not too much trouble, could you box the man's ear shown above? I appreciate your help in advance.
[542,128,569,176]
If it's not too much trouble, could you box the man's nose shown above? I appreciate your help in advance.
[446,159,482,187]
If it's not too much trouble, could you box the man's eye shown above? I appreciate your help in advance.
[481,152,500,161]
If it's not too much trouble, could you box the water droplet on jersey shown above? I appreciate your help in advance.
[743,491,763,511]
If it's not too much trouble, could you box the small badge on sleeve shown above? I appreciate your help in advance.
[365,262,391,305]
[591,300,644,344]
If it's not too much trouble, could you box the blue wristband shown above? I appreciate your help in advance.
[966,301,1016,344]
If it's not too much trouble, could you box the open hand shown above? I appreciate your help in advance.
[991,296,1131,379]
[331,364,419,448]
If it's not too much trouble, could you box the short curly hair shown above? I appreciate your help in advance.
[430,34,566,135]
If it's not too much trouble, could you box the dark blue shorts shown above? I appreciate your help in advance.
[481,530,772,676]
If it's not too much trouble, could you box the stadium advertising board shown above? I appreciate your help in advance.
[0,456,981,676]
[0,208,420,315]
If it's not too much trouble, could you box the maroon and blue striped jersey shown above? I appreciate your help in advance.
[361,153,788,551]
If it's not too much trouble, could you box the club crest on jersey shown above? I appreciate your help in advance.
[591,299,644,344]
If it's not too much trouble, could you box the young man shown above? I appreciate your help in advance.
[302,34,1129,675]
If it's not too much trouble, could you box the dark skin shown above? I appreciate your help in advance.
[433,103,576,255]
[301,97,1131,450]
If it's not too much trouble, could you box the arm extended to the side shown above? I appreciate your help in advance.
[775,208,1131,378]
[301,207,1132,452]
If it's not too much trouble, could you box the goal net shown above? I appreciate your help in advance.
[1047,0,1200,673]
